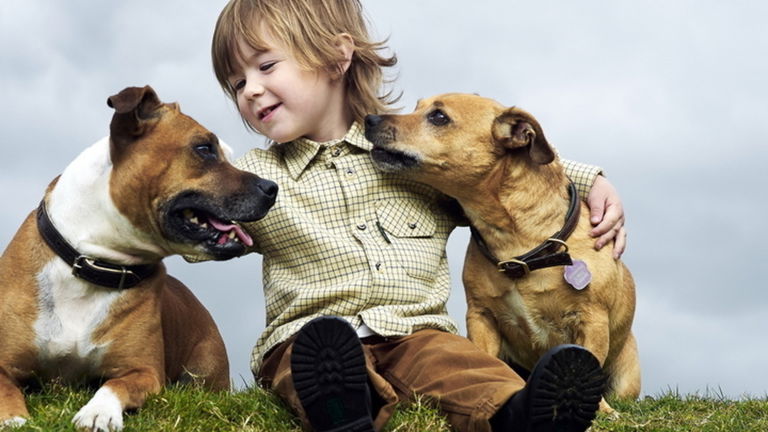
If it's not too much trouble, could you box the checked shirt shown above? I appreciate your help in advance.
[207,122,601,374]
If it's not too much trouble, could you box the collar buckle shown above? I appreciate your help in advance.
[497,258,530,275]
[546,238,569,253]
[72,255,136,290]
[71,255,89,279]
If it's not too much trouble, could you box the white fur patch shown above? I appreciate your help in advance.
[72,386,124,431]
[47,137,165,264]
[0,416,27,428]
[34,258,120,379]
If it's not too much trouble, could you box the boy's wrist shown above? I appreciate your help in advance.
[562,159,603,200]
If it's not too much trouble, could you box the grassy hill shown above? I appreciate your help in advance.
[9,383,768,431]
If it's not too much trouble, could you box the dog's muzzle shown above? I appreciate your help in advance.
[364,115,420,172]
[162,176,277,260]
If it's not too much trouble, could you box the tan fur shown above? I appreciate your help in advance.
[0,86,276,426]
[366,93,640,413]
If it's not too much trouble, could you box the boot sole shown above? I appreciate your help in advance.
[290,317,374,432]
[527,345,606,432]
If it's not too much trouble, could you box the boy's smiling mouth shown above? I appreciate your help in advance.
[258,103,282,120]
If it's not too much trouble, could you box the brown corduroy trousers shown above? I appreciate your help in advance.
[258,329,527,432]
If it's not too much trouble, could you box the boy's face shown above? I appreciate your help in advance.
[228,30,347,144]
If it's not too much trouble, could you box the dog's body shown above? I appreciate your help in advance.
[0,86,277,430]
[365,93,640,411]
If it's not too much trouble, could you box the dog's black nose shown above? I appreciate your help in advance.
[258,179,279,199]
[364,114,382,130]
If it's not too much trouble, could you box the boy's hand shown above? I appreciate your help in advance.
[586,175,626,259]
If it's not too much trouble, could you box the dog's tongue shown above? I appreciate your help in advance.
[209,217,253,247]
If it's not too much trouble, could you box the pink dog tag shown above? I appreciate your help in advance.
[564,259,592,290]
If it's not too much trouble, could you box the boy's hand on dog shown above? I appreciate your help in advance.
[587,176,626,259]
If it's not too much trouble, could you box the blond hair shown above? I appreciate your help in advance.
[212,0,399,125]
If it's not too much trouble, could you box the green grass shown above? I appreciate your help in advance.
[591,392,768,432]
[8,384,768,431]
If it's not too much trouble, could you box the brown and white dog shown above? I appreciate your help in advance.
[365,93,639,412]
[0,86,277,430]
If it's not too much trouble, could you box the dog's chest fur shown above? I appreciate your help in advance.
[495,277,586,366]
[33,258,121,380]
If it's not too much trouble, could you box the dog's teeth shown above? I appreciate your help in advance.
[200,223,208,229]
[190,217,199,224]
[228,231,236,239]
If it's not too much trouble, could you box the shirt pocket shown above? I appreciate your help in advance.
[376,199,441,281]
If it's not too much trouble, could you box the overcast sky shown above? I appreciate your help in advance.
[2,1,767,399]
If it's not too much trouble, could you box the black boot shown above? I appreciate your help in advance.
[490,344,606,432]
[290,316,375,432]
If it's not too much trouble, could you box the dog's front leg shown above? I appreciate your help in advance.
[72,367,162,431]
[0,369,29,427]
[465,305,503,358]
[577,313,617,415]
[578,316,610,366]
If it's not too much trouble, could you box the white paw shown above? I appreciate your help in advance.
[72,387,124,431]
[0,416,27,428]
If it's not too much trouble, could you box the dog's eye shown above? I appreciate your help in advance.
[194,143,218,161]
[427,109,450,126]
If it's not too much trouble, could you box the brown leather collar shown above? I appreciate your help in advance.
[469,182,580,279]
[36,201,158,289]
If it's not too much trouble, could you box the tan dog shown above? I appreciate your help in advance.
[0,86,277,431]
[364,93,639,412]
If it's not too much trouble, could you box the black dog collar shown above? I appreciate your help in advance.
[36,201,158,289]
[470,182,580,279]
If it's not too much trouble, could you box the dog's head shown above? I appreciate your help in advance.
[364,93,555,197]
[106,85,277,260]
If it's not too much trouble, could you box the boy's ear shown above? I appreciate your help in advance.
[333,33,355,78]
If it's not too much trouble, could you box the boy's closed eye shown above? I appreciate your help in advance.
[259,61,277,72]
[228,60,278,91]
[231,79,245,91]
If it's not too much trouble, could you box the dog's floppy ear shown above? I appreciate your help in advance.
[491,107,555,164]
[107,85,163,145]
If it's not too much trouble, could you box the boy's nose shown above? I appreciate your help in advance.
[244,80,265,99]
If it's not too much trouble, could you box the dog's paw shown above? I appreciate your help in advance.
[72,387,124,431]
[0,416,28,428]
[599,398,619,416]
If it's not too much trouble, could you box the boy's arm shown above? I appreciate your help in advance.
[562,159,627,259]
[561,159,602,199]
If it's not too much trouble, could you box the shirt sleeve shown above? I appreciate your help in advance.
[561,159,603,200]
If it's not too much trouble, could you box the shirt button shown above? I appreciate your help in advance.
[357,223,367,230]
[408,222,418,229]
[375,262,383,272]
[331,147,342,157]
[346,168,356,176]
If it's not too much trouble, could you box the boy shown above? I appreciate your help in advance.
[207,0,625,430]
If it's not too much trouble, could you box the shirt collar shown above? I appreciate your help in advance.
[282,122,372,180]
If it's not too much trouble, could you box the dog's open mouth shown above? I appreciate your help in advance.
[178,208,253,247]
[163,194,260,260]
[370,145,420,172]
